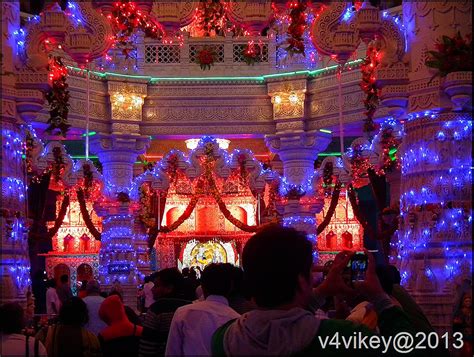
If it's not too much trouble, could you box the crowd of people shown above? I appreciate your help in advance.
[1,225,471,356]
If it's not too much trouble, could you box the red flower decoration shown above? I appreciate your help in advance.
[196,47,216,70]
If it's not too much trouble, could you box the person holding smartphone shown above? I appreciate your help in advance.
[212,224,432,357]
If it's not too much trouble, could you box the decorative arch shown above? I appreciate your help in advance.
[77,263,94,282]
[311,2,406,66]
[53,263,70,282]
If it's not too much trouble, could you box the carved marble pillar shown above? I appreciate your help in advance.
[266,132,330,262]
[398,2,472,334]
[1,0,31,307]
[90,134,149,307]
[266,79,331,261]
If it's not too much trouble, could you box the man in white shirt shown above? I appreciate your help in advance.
[143,275,155,310]
[82,279,107,335]
[165,263,240,357]
[45,278,61,315]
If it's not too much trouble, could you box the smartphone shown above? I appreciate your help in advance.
[350,252,368,282]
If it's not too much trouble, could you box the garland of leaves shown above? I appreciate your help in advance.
[378,126,401,173]
[77,188,101,241]
[45,56,70,137]
[347,184,376,240]
[111,1,163,45]
[317,182,342,235]
[360,41,380,134]
[147,195,199,247]
[286,0,307,55]
[47,194,70,239]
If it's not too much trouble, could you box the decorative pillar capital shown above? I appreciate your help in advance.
[265,130,331,186]
[90,134,150,194]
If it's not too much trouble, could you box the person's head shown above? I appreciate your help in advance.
[60,274,69,284]
[86,279,101,296]
[242,224,313,309]
[152,268,184,300]
[189,268,197,280]
[99,295,127,326]
[59,297,88,326]
[201,263,234,298]
[144,276,151,284]
[0,303,25,334]
[388,265,401,285]
[108,290,123,302]
[47,278,57,289]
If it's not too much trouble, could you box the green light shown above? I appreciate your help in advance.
[318,152,341,157]
[389,148,398,161]
[82,131,97,137]
[71,155,98,159]
[319,129,332,134]
[21,154,26,159]
[66,58,364,83]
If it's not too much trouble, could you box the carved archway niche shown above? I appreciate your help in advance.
[311,1,409,118]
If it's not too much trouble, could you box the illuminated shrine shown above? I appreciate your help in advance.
[0,0,472,336]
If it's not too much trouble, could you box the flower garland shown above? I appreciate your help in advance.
[82,164,94,199]
[45,56,70,137]
[51,147,65,183]
[196,0,227,37]
[322,161,334,197]
[425,32,472,79]
[286,184,306,199]
[47,194,70,239]
[138,184,154,229]
[77,188,101,241]
[316,181,342,235]
[25,129,35,174]
[360,40,380,134]
[349,144,371,186]
[147,195,199,247]
[196,47,216,70]
[242,42,262,65]
[111,1,163,46]
[286,0,307,55]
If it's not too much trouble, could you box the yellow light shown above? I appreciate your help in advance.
[111,89,145,111]
[274,95,282,104]
[289,93,299,105]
